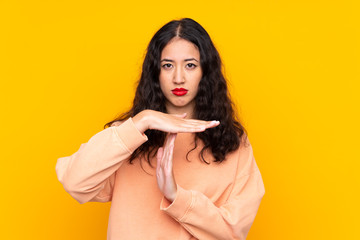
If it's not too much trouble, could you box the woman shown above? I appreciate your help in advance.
[56,18,265,240]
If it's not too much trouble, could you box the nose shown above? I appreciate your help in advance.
[173,66,185,84]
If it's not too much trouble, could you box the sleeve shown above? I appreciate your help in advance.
[160,143,265,240]
[55,118,148,204]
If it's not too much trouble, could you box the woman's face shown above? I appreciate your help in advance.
[159,37,202,116]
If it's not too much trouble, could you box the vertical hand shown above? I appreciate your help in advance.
[156,133,177,202]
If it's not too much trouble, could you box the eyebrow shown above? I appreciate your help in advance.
[160,58,199,62]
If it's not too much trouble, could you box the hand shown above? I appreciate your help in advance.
[132,110,220,134]
[156,133,177,202]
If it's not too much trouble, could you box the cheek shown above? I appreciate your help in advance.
[193,72,202,90]
[159,71,170,84]
[159,76,169,94]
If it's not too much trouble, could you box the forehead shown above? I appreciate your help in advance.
[161,37,200,60]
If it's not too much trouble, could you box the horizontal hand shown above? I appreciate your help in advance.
[132,110,220,134]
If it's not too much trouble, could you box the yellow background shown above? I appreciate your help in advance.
[1,0,359,239]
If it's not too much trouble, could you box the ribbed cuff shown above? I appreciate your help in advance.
[160,184,193,221]
[113,117,148,153]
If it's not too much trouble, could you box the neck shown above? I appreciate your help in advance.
[165,102,195,119]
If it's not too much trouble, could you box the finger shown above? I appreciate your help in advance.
[165,133,176,153]
[164,133,176,153]
[166,134,176,169]
[163,133,172,149]
[206,120,221,128]
[157,147,164,160]
[176,120,219,130]
[165,132,176,144]
[156,147,163,170]
[162,119,219,133]
[167,139,175,170]
[180,120,220,130]
[162,133,176,169]
[166,134,176,160]
[170,126,206,133]
[181,118,211,123]
[169,133,177,142]
[156,147,165,188]
[161,134,172,168]
[186,119,220,126]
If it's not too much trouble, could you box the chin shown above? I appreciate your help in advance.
[166,97,195,109]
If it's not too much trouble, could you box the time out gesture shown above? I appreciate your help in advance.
[132,109,220,202]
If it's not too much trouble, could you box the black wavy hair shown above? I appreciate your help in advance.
[104,18,248,164]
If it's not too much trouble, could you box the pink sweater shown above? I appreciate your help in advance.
[55,118,265,240]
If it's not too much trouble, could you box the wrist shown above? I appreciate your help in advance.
[166,192,176,203]
[133,110,151,133]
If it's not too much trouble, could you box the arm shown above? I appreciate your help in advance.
[160,144,265,240]
[55,118,148,204]
[55,110,219,204]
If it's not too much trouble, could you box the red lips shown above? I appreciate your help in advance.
[171,88,188,96]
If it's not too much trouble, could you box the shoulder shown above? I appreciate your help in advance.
[231,132,251,156]
[232,133,259,178]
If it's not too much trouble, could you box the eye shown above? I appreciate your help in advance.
[162,63,173,69]
[186,63,197,69]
